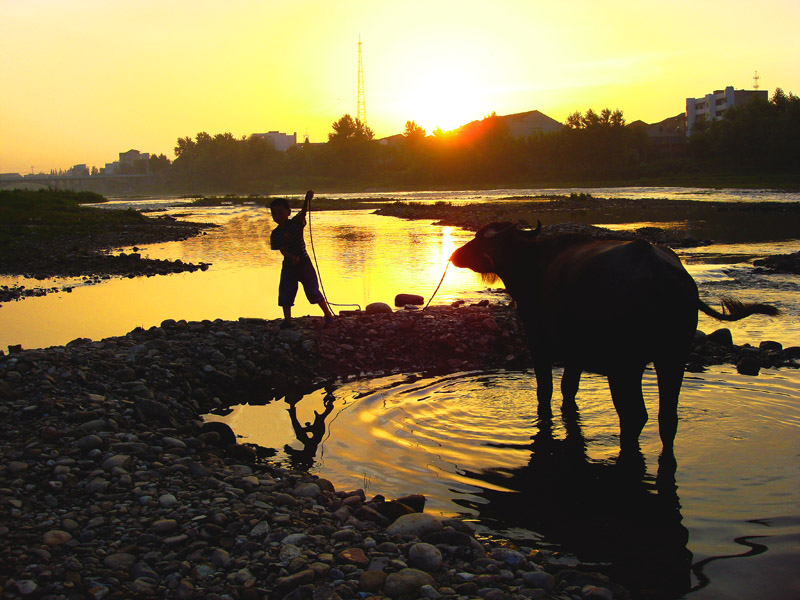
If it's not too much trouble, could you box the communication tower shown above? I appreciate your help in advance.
[357,36,367,126]
[753,70,760,90]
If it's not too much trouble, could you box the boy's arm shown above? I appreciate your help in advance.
[298,189,313,217]
[280,248,299,264]
[271,227,299,263]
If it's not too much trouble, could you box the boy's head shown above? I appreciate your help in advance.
[270,197,291,224]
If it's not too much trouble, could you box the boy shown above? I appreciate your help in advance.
[270,190,334,328]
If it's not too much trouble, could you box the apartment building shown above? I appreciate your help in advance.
[686,86,767,135]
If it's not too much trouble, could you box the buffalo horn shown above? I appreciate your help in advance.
[483,222,516,239]
[516,220,542,237]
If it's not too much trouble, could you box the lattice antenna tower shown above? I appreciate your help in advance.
[357,35,367,126]
[753,70,760,90]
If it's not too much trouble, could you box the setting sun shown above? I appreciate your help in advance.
[391,64,494,133]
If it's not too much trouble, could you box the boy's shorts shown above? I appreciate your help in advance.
[278,257,325,307]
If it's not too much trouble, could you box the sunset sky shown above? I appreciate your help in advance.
[2,0,798,174]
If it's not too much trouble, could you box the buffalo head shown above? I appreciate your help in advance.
[450,220,542,275]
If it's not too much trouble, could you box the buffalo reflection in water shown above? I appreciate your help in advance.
[455,404,693,598]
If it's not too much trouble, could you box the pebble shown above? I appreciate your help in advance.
[385,512,443,537]
[408,542,443,571]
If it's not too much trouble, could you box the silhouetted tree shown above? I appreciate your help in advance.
[403,120,426,144]
[328,114,374,143]
[322,114,378,181]
[149,154,171,173]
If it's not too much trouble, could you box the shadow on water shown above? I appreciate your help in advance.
[456,403,694,599]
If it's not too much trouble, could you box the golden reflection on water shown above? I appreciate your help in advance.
[0,209,482,351]
[2,204,796,352]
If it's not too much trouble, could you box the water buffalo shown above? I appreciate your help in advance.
[450,221,779,452]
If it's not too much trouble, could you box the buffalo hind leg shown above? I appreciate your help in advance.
[608,367,648,452]
[655,357,686,455]
[560,364,582,409]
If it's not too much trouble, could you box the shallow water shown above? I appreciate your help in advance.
[1,187,798,351]
[207,366,800,599]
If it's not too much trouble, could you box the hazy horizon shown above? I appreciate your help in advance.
[2,0,798,174]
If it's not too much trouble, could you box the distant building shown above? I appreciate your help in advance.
[495,110,564,138]
[68,164,89,177]
[630,113,687,158]
[251,131,297,152]
[377,133,405,146]
[686,86,767,135]
[0,173,23,181]
[646,113,687,138]
[119,149,150,171]
[102,162,120,175]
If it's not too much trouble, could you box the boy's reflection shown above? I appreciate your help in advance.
[283,388,336,470]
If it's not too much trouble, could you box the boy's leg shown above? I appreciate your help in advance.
[278,264,299,324]
[297,259,333,319]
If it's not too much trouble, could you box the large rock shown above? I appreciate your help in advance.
[384,568,436,599]
[366,302,393,314]
[395,294,425,307]
[707,328,733,346]
[386,513,443,537]
[408,542,443,572]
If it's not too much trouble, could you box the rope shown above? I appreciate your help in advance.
[307,196,449,313]
[423,260,451,310]
[307,203,362,314]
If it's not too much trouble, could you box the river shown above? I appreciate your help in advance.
[1,187,799,598]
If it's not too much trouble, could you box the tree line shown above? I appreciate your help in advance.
[151,88,798,192]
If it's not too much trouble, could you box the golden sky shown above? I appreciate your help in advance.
[2,0,798,174]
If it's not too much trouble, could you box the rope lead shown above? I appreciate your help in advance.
[307,204,361,315]
[423,260,451,310]
[307,198,449,314]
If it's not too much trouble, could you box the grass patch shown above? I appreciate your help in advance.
[0,189,143,233]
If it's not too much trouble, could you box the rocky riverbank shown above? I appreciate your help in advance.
[2,302,798,599]
[1,304,631,600]
[1,210,214,298]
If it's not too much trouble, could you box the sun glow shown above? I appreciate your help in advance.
[398,67,493,133]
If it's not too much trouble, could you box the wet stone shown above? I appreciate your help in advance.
[43,529,72,546]
[359,570,388,593]
[384,568,436,599]
[338,547,369,568]
[408,542,443,572]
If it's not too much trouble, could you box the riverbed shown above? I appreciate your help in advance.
[1,187,799,598]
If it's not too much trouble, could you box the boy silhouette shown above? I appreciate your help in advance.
[270,190,334,328]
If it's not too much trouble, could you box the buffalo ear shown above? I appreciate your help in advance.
[516,220,542,238]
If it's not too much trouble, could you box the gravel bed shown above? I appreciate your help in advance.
[1,303,796,599]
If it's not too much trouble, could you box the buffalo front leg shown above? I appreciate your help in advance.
[533,358,554,419]
[655,358,686,454]
[608,367,648,452]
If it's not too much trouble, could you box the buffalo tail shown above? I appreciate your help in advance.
[698,296,780,321]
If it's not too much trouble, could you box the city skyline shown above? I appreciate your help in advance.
[2,0,799,174]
